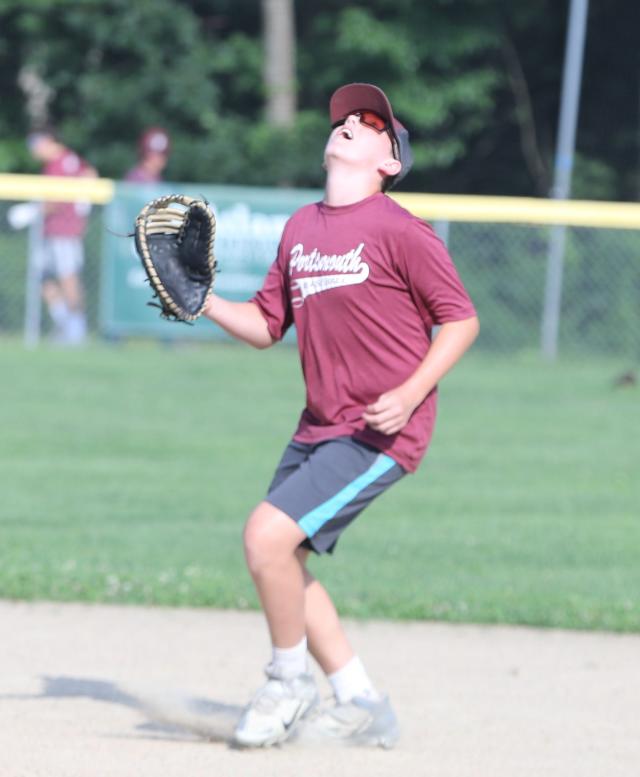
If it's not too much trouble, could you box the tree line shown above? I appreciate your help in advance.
[0,0,637,201]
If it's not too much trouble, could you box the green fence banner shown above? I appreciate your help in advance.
[100,182,321,339]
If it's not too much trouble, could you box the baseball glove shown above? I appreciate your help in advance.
[134,194,217,322]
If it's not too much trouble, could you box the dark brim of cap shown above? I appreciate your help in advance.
[329,82,413,187]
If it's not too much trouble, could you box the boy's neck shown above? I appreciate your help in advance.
[323,168,382,207]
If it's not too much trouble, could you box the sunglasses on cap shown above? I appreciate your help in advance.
[332,109,390,133]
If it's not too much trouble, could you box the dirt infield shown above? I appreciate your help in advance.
[1,600,638,777]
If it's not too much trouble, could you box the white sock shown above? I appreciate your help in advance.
[271,636,308,679]
[328,655,381,704]
[64,311,87,343]
[48,300,69,328]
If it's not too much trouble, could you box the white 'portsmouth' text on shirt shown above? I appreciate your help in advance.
[288,242,370,307]
[289,242,368,275]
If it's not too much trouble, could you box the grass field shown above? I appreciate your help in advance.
[0,337,638,632]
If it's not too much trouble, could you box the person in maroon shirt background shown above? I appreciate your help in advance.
[203,83,480,748]
[28,129,97,345]
[124,127,170,184]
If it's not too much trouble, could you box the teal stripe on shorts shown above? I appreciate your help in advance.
[298,453,396,537]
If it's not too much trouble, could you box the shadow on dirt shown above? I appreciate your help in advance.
[1,675,243,743]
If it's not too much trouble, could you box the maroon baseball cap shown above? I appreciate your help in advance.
[139,127,170,157]
[329,83,413,188]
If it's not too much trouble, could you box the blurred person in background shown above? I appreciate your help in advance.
[27,129,97,345]
[124,127,171,183]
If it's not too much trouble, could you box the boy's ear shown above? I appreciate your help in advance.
[379,158,402,178]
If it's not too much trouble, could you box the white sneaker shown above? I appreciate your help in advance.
[233,669,319,747]
[300,694,400,749]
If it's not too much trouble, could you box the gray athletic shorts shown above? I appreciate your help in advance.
[266,436,406,554]
[38,237,84,280]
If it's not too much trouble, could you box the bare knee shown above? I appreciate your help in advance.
[295,547,315,586]
[243,502,305,578]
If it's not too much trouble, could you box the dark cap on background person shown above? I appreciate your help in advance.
[329,83,413,190]
[138,127,171,158]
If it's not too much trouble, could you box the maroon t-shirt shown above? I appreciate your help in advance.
[43,150,92,237]
[124,165,162,183]
[252,192,476,472]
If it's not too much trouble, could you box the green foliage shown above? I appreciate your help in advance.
[0,0,636,196]
[300,3,502,176]
[571,154,619,201]
[9,0,222,177]
[0,138,32,172]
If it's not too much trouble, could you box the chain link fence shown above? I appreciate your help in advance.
[1,190,639,359]
[0,199,104,340]
[447,221,640,358]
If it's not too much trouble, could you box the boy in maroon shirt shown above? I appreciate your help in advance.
[28,130,96,344]
[203,83,479,748]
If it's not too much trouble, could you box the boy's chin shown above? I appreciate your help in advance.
[324,151,364,170]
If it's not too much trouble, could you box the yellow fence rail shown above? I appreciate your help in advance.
[0,174,114,205]
[1,173,639,229]
[393,193,640,230]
